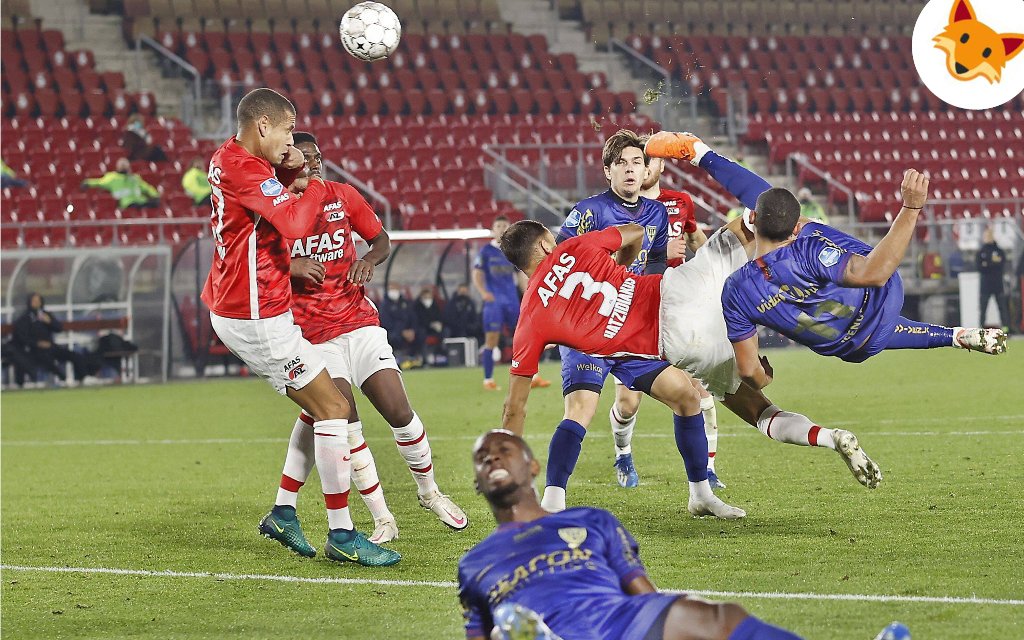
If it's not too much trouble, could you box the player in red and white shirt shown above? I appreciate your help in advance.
[498,218,882,517]
[203,88,398,567]
[500,221,743,520]
[267,132,467,546]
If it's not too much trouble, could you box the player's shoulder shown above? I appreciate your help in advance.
[658,188,692,201]
[560,505,620,527]
[722,262,757,296]
[638,195,668,212]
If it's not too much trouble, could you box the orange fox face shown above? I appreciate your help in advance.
[933,0,1024,83]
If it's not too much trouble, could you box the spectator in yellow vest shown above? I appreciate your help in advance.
[797,187,829,224]
[181,157,212,206]
[82,158,160,209]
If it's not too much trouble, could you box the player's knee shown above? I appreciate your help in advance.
[384,405,415,428]
[615,394,641,418]
[563,394,597,425]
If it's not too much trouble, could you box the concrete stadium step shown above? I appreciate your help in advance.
[28,0,189,118]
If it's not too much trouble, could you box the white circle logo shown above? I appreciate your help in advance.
[912,0,1024,110]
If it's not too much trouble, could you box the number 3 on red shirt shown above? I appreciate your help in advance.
[208,164,226,259]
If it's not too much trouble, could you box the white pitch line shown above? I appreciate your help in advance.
[2,564,1021,606]
[3,428,1024,447]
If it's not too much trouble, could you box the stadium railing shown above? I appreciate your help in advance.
[787,153,856,223]
[1,245,174,385]
[136,34,204,134]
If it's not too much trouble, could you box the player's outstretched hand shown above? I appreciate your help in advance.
[281,145,305,170]
[901,169,929,209]
[348,259,374,284]
[759,355,774,386]
[291,257,326,286]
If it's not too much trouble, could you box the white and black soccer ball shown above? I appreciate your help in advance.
[339,2,402,62]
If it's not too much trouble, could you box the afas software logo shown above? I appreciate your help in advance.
[912,0,1024,109]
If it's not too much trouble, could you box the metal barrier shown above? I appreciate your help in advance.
[137,35,204,134]
[1,246,173,382]
[4,217,208,247]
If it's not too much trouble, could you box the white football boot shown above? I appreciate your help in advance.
[833,429,882,489]
[688,493,746,519]
[369,516,399,544]
[955,327,1008,354]
[418,490,469,530]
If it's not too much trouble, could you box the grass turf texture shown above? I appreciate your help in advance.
[2,346,1022,639]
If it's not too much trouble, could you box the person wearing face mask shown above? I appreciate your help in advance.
[415,286,445,364]
[796,187,828,224]
[443,284,480,340]
[379,284,422,363]
[82,157,160,209]
[9,293,91,386]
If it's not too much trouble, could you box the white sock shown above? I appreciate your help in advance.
[700,395,719,472]
[540,486,566,512]
[610,404,637,456]
[756,405,835,449]
[313,418,353,531]
[691,140,712,165]
[275,412,316,507]
[391,413,439,497]
[688,479,715,501]
[952,327,965,347]
[348,421,392,522]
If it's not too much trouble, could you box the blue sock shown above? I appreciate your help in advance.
[884,316,954,350]
[546,419,587,490]
[673,413,709,482]
[481,347,494,380]
[729,616,803,640]
[698,150,773,210]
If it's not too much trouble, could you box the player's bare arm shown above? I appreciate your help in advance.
[290,256,326,286]
[501,374,533,436]
[685,226,708,254]
[733,334,773,389]
[841,169,929,288]
[623,574,658,595]
[349,230,390,284]
[472,267,494,302]
[612,223,645,266]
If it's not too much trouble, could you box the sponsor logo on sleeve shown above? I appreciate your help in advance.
[260,178,284,197]
[818,246,842,267]
[565,208,582,228]
[578,210,595,234]
[272,193,290,206]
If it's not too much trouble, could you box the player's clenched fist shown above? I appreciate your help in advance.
[280,145,305,170]
[900,169,929,209]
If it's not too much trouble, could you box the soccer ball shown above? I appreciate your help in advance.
[339,2,402,62]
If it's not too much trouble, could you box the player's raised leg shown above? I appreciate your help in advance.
[883,316,1007,354]
[723,382,882,489]
[359,366,468,530]
[646,366,745,519]
[287,372,401,566]
[609,381,642,488]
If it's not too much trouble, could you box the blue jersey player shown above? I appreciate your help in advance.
[544,130,775,511]
[459,430,804,640]
[553,129,672,497]
[473,216,552,391]
[722,173,1007,392]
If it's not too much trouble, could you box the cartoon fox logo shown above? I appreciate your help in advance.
[933,0,1024,83]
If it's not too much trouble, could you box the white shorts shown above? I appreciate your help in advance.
[210,310,326,395]
[658,229,749,398]
[314,325,399,388]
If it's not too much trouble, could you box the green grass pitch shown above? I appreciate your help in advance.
[2,345,1023,639]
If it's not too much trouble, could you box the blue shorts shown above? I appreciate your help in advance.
[840,273,905,363]
[559,346,670,396]
[482,300,520,333]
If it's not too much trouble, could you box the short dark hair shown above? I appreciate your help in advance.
[292,131,317,146]
[602,129,648,167]
[754,188,801,241]
[499,220,548,271]
[236,88,295,128]
[473,429,534,462]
